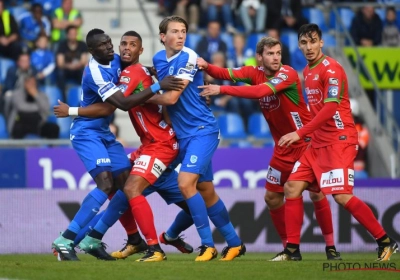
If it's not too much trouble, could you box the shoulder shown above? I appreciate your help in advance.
[180,47,198,63]
[153,50,166,61]
[321,56,344,73]
[278,65,298,80]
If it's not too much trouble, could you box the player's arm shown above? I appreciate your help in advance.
[162,106,172,126]
[54,100,116,118]
[197,57,253,84]
[147,80,189,105]
[103,76,185,111]
[199,83,274,99]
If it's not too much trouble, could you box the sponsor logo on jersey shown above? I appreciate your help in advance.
[328,86,339,97]
[96,158,111,165]
[329,78,338,85]
[322,59,330,66]
[117,68,121,76]
[270,78,283,85]
[98,82,116,96]
[321,169,344,188]
[280,67,289,72]
[120,76,130,83]
[313,74,319,80]
[123,70,130,74]
[266,166,281,185]
[259,94,280,111]
[132,168,145,173]
[169,128,174,136]
[348,169,354,186]
[134,155,151,170]
[169,66,174,75]
[190,155,198,164]
[290,112,304,129]
[151,158,166,177]
[177,67,197,78]
[185,62,195,71]
[305,87,322,105]
[327,69,335,74]
[277,73,288,80]
[333,111,344,129]
[118,84,127,93]
[173,142,179,150]
[159,120,167,129]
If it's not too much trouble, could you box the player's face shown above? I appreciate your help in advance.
[257,44,282,75]
[298,32,324,64]
[160,21,186,54]
[91,34,114,63]
[119,35,143,65]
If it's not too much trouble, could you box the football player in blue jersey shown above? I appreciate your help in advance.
[51,28,184,261]
[148,16,245,261]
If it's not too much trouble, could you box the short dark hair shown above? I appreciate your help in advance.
[31,3,43,11]
[256,37,282,55]
[298,23,322,41]
[86,28,105,48]
[122,30,142,42]
[66,25,77,35]
[159,16,188,45]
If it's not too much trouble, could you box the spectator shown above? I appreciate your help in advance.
[33,0,62,18]
[0,0,21,60]
[239,0,266,35]
[206,0,237,34]
[350,5,383,46]
[227,33,252,68]
[350,98,370,176]
[2,52,34,95]
[196,20,227,62]
[382,6,400,47]
[7,75,59,139]
[265,0,308,32]
[171,0,200,33]
[56,25,88,99]
[31,34,56,86]
[51,0,82,44]
[19,3,51,51]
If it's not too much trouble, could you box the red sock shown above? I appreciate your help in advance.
[344,196,386,239]
[119,207,138,235]
[129,195,158,245]
[313,196,334,246]
[285,197,303,245]
[270,205,287,247]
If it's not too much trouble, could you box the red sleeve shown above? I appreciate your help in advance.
[206,64,254,84]
[264,67,299,93]
[296,102,338,138]
[220,83,274,98]
[322,62,343,103]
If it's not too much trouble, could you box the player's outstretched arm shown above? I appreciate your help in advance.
[197,57,233,81]
[54,100,116,118]
[199,83,275,99]
[106,76,185,111]
[148,79,189,106]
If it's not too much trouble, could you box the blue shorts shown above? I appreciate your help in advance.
[143,169,184,204]
[71,133,131,179]
[177,131,219,182]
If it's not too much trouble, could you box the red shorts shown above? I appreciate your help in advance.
[265,144,308,193]
[129,138,179,185]
[288,143,357,195]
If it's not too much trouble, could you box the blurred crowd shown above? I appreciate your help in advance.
[0,0,399,177]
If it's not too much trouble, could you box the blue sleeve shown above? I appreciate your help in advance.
[87,67,119,101]
[175,51,198,82]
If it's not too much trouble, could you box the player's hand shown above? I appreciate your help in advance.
[145,66,158,79]
[198,84,220,96]
[197,57,208,70]
[159,75,185,91]
[278,131,300,147]
[54,99,70,118]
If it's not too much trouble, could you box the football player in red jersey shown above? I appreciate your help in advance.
[276,23,398,261]
[197,36,341,260]
[55,31,193,262]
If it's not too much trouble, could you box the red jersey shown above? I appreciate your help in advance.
[207,64,312,148]
[303,55,358,148]
[119,64,175,145]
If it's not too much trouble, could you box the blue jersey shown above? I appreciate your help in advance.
[153,47,218,139]
[71,54,121,137]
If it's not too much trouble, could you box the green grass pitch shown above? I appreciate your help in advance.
[0,253,399,280]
